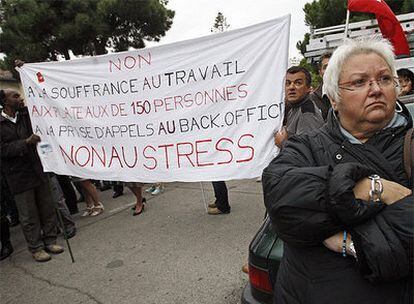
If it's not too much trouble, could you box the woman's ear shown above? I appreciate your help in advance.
[326,94,338,111]
[330,99,338,111]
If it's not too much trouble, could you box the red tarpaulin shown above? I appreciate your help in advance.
[348,0,410,56]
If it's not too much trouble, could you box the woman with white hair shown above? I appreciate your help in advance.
[263,37,413,304]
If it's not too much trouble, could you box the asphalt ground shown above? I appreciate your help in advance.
[0,179,266,304]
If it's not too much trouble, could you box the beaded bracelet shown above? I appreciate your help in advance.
[342,231,347,257]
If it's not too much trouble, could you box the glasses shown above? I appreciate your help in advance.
[339,75,399,92]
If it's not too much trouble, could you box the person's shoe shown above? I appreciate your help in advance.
[208,202,216,208]
[150,186,163,195]
[131,198,147,210]
[207,207,230,215]
[112,191,124,199]
[90,202,104,217]
[45,244,64,254]
[32,250,51,262]
[132,204,145,216]
[145,185,156,194]
[0,242,14,261]
[81,206,93,217]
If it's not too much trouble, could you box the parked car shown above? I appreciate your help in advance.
[241,216,282,304]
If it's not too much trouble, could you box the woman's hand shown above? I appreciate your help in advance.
[381,179,411,205]
[25,134,41,145]
[323,232,343,253]
[353,177,411,205]
[323,232,354,256]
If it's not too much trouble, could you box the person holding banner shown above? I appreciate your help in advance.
[274,66,324,148]
[0,89,64,262]
[264,37,413,304]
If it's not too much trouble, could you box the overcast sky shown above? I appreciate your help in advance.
[148,0,313,59]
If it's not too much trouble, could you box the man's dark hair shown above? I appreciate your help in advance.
[286,66,312,86]
[0,89,5,107]
[318,52,332,69]
[397,68,414,83]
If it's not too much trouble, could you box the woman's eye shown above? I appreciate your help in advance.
[380,75,392,82]
[351,79,366,87]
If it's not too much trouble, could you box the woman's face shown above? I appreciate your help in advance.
[332,53,397,137]
[398,76,412,96]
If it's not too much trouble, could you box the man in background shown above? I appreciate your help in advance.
[0,88,64,262]
[274,66,324,148]
[311,52,332,120]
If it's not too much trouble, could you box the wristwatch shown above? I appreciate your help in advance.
[368,174,383,203]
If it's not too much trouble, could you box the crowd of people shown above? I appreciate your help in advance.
[0,33,413,304]
[0,101,165,262]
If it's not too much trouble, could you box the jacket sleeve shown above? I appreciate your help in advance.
[0,139,29,159]
[351,194,413,282]
[263,136,385,247]
[295,113,324,136]
[263,136,338,246]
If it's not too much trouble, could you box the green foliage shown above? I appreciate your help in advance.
[401,0,414,13]
[211,12,230,33]
[304,0,347,29]
[0,0,175,74]
[296,33,310,56]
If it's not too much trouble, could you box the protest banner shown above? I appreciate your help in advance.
[18,15,290,182]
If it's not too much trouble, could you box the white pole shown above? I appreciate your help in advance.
[344,10,350,39]
[199,182,208,213]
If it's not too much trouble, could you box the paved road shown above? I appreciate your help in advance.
[0,179,266,304]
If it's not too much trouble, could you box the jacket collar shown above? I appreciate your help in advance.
[289,93,310,109]
[325,100,412,142]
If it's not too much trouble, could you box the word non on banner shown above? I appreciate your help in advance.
[18,15,290,182]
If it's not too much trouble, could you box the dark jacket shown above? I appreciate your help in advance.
[0,107,47,195]
[310,83,331,120]
[285,94,324,137]
[263,103,413,304]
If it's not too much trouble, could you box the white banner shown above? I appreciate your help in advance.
[18,15,290,183]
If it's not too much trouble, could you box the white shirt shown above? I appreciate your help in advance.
[1,111,18,124]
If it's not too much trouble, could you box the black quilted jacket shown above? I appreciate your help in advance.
[0,107,47,195]
[263,102,413,304]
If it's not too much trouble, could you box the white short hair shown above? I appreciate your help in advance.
[323,37,399,102]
